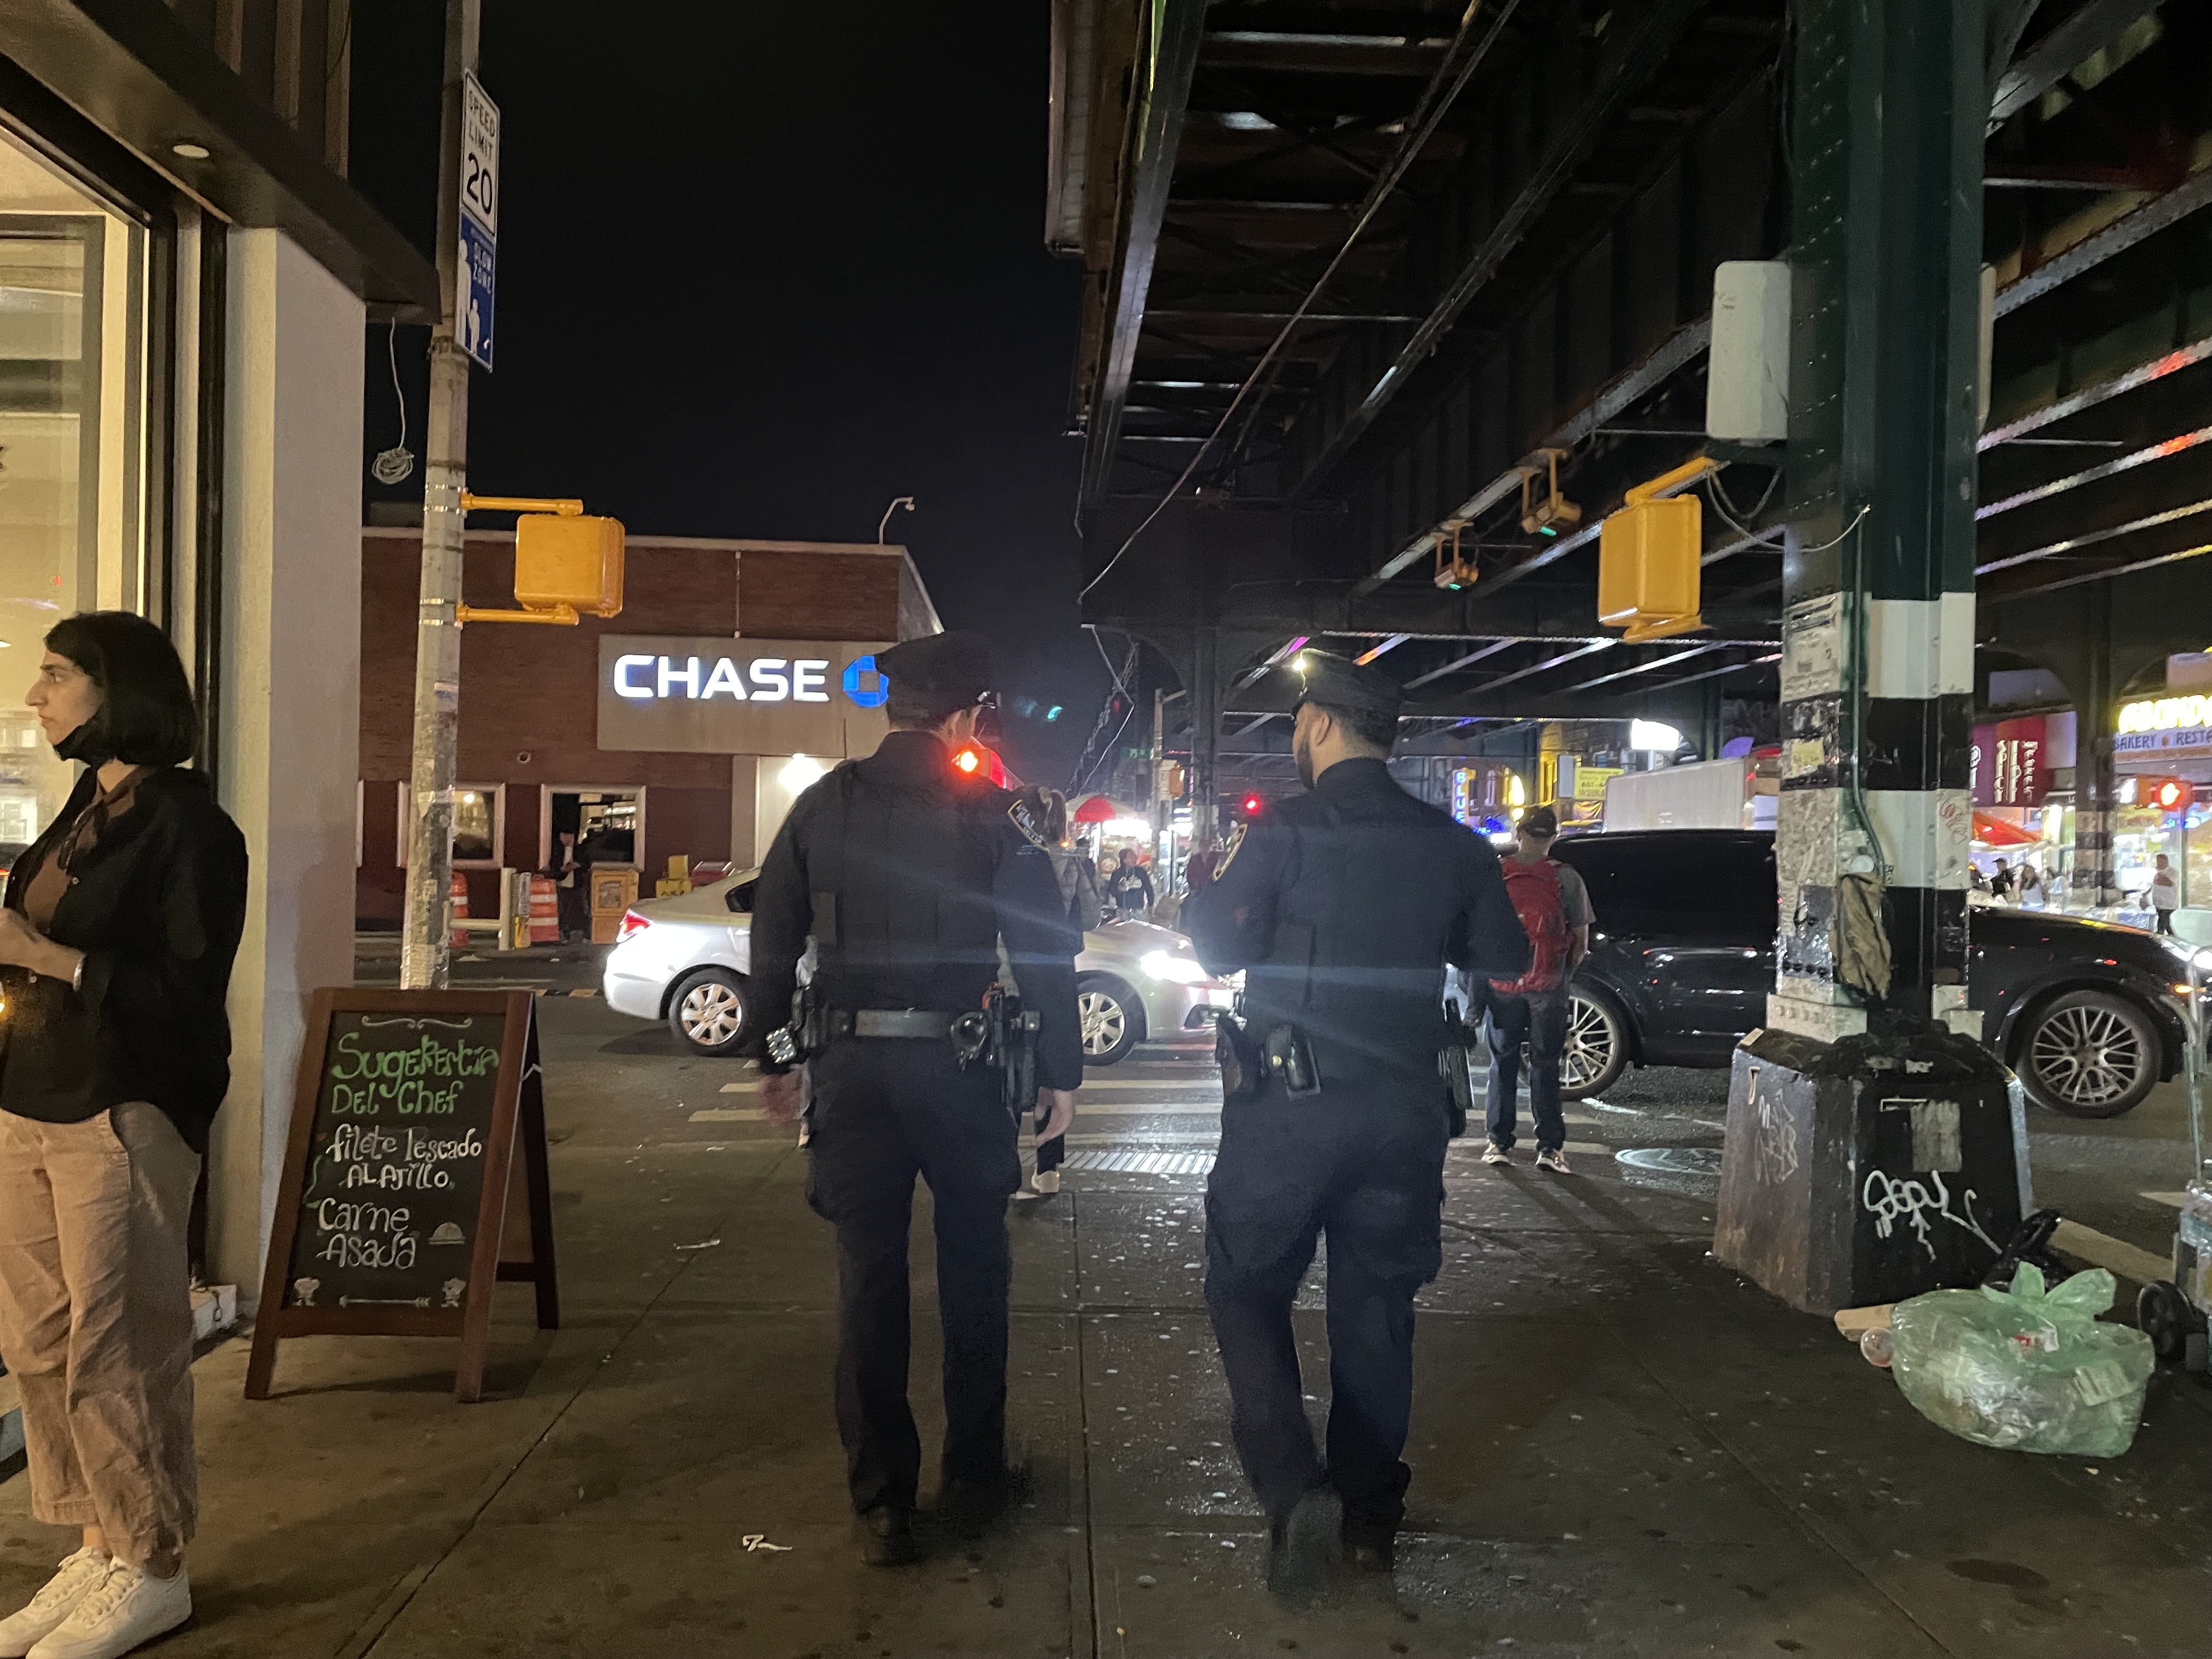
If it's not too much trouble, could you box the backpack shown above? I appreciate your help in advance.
[1490,857,1570,996]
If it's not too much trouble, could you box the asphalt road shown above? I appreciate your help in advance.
[356,934,2199,1284]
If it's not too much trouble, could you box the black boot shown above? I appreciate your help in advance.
[857,1506,918,1567]
[1266,1486,1342,1601]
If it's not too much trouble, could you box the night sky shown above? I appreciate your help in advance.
[349,1,1110,787]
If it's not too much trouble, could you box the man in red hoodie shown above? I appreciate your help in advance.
[1477,805,1594,1175]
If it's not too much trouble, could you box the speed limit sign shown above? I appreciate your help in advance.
[458,72,498,370]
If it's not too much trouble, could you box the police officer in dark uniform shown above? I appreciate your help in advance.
[1184,650,1528,1596]
[752,631,1082,1566]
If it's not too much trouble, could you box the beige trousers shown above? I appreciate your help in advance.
[0,1103,200,1575]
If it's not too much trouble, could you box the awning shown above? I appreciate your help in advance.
[0,0,440,317]
[1971,811,2040,848]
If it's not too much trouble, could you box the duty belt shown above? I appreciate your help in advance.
[823,1008,961,1041]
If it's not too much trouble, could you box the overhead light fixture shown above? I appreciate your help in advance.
[1629,720,1683,753]
[171,142,210,160]
[779,753,826,792]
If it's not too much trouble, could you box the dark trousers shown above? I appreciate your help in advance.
[2155,907,2175,934]
[1033,1113,1065,1177]
[805,1037,1022,1515]
[1203,1079,1447,1542]
[555,882,588,940]
[1484,990,1568,1153]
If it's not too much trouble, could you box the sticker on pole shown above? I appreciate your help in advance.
[458,72,499,371]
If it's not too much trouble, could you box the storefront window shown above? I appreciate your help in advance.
[0,125,148,849]
[452,787,500,864]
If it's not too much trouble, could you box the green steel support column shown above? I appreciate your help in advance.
[1773,0,1986,1037]
[1716,2,2026,1314]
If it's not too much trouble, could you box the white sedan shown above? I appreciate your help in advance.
[602,872,1235,1063]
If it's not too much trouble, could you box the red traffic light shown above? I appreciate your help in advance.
[2152,776,2192,813]
[952,747,981,775]
[1242,794,1262,815]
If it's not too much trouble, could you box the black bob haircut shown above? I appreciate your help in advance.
[44,611,199,768]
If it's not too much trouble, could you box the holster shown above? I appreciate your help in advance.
[1438,1010,1477,1139]
[1216,1011,1262,1102]
[1262,1023,1321,1096]
[984,984,1041,1120]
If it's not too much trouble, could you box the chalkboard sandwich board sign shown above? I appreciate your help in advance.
[246,989,558,1403]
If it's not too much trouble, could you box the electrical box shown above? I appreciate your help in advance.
[515,513,625,619]
[1707,261,1791,443]
[1599,492,1704,642]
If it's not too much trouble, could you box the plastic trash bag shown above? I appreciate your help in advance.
[1887,1265,2154,1457]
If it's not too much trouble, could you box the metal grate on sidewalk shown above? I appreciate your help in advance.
[1061,1149,1216,1177]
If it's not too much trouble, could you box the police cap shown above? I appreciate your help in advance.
[1290,648,1402,724]
[878,630,993,715]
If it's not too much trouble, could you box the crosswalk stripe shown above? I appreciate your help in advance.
[1077,1077,1220,1090]
[1076,1103,1221,1116]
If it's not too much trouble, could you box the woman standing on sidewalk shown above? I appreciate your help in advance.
[0,613,246,1659]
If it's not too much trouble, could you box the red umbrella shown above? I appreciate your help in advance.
[1072,795,1132,825]
[1971,811,2039,849]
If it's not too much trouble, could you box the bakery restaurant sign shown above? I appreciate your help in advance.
[2115,695,2212,757]
[597,636,893,755]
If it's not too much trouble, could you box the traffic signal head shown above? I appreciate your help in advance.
[2153,776,2192,813]
[952,747,982,775]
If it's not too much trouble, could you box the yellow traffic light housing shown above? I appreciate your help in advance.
[454,494,625,626]
[1598,458,1717,644]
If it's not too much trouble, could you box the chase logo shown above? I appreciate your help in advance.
[843,656,889,709]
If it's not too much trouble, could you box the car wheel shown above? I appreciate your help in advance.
[1076,974,1142,1065]
[668,968,752,1057]
[2016,989,2159,1118]
[1559,988,1630,1101]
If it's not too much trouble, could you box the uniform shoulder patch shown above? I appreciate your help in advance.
[1006,797,1053,853]
[1212,821,1248,878]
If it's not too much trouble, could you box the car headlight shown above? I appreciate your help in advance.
[1140,950,1212,985]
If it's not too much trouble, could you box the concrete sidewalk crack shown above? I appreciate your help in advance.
[332,1143,799,1659]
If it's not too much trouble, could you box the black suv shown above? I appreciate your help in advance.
[1547,829,2202,1118]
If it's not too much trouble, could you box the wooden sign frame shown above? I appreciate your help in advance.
[245,988,558,1403]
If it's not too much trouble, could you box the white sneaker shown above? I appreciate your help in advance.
[1535,1147,1572,1176]
[1481,1141,1511,1166]
[27,1561,189,1659]
[0,1550,109,1657]
[1031,1169,1060,1195]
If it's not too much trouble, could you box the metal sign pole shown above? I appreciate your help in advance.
[401,0,483,990]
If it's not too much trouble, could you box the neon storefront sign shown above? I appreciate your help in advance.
[612,653,845,704]
[2118,695,2212,733]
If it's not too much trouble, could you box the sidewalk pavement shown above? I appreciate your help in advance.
[7,1012,2209,1657]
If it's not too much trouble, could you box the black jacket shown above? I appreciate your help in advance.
[1,767,249,1152]
[1184,758,1528,1084]
[748,730,1084,1090]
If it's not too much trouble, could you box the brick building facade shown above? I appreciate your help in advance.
[357,530,940,926]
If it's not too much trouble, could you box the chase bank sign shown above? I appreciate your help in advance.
[597,636,894,757]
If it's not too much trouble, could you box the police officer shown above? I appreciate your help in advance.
[1184,650,1527,1596]
[752,631,1082,1566]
